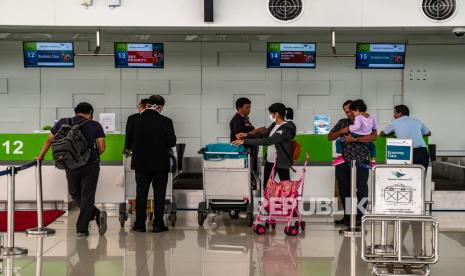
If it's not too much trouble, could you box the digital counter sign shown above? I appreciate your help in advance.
[267,42,316,68]
[23,42,74,68]
[356,43,406,69]
[114,43,164,68]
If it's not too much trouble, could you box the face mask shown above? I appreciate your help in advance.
[146,104,159,111]
[269,114,276,122]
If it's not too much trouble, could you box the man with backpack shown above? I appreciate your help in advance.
[36,102,107,237]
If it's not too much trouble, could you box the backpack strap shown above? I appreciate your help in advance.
[66,117,90,128]
[70,117,99,161]
[277,143,297,173]
[95,140,101,162]
[278,142,293,163]
[73,117,90,128]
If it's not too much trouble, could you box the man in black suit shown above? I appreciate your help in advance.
[124,99,147,168]
[132,96,177,233]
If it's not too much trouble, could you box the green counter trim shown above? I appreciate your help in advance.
[0,133,429,163]
[0,133,125,162]
[295,134,332,162]
[265,134,429,163]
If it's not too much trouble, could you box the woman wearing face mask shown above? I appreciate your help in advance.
[233,103,296,188]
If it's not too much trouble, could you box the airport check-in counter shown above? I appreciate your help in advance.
[264,134,433,209]
[0,133,432,212]
[0,133,126,211]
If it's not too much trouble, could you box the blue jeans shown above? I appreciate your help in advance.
[335,135,376,159]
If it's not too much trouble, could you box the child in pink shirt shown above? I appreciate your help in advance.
[332,99,377,167]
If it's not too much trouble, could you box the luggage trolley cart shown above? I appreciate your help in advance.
[119,155,178,227]
[197,145,254,227]
[361,165,439,276]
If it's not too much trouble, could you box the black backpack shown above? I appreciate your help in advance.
[51,118,91,170]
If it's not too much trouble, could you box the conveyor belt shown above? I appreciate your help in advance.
[433,160,465,191]
[173,173,203,190]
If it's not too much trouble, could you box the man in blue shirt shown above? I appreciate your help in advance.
[381,105,431,172]
[381,105,432,256]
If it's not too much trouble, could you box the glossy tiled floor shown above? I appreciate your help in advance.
[2,211,465,276]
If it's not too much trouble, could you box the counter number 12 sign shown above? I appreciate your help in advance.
[2,140,24,155]
[0,134,52,161]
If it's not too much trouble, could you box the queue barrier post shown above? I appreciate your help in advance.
[0,233,2,273]
[26,160,56,236]
[4,257,13,276]
[343,160,362,237]
[35,237,44,276]
[0,168,8,272]
[2,166,28,256]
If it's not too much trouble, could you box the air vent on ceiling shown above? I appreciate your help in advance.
[422,0,457,22]
[268,0,303,22]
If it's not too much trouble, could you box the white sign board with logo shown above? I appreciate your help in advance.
[373,165,424,215]
[386,139,413,165]
[99,113,116,133]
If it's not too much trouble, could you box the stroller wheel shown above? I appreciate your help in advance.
[169,213,177,227]
[295,220,306,230]
[253,224,267,235]
[271,222,276,230]
[246,213,254,227]
[229,210,240,220]
[198,211,205,226]
[118,213,127,228]
[284,226,299,236]
[300,221,306,231]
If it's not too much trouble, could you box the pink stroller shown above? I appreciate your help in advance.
[253,154,309,236]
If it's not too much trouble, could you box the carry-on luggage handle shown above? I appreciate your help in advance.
[198,148,250,155]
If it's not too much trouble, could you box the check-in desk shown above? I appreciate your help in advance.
[0,133,125,211]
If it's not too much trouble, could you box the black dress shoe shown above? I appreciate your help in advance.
[132,226,146,233]
[152,226,169,233]
[96,211,108,236]
[334,219,345,225]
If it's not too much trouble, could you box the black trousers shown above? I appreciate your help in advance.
[402,147,430,255]
[244,145,259,173]
[134,171,168,228]
[263,162,290,190]
[335,161,370,224]
[413,147,430,173]
[65,162,100,232]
